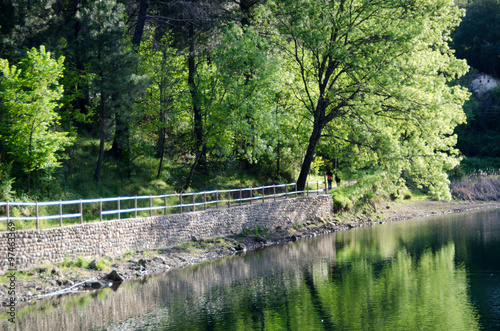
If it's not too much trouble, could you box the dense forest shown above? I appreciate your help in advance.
[0,0,498,203]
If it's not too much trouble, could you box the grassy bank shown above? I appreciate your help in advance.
[2,134,297,203]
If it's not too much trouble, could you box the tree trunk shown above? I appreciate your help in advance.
[183,146,204,191]
[157,146,165,179]
[110,113,129,161]
[239,0,254,27]
[156,47,168,158]
[132,0,149,48]
[73,0,91,130]
[188,24,205,165]
[157,51,167,178]
[94,61,105,183]
[277,138,280,178]
[94,95,106,183]
[296,117,325,192]
[26,173,31,195]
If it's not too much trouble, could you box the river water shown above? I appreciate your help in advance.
[2,208,500,330]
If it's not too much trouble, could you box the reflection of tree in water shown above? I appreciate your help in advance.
[311,243,480,330]
[158,239,480,330]
[5,220,483,331]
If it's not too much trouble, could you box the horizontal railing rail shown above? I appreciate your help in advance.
[0,180,329,230]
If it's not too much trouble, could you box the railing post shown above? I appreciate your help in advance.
[117,198,121,220]
[203,192,207,210]
[35,201,39,230]
[295,184,298,197]
[134,196,138,218]
[59,200,63,227]
[262,186,265,203]
[239,188,242,206]
[273,184,276,201]
[180,194,183,214]
[99,198,103,222]
[193,193,196,212]
[250,187,252,205]
[149,195,153,217]
[317,181,319,195]
[228,190,230,208]
[79,199,83,224]
[216,191,219,209]
[164,195,167,215]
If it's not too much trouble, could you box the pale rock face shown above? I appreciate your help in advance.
[472,73,498,96]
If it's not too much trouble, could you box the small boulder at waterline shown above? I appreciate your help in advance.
[105,270,124,282]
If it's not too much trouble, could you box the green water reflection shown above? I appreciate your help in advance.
[157,231,480,330]
[3,208,500,330]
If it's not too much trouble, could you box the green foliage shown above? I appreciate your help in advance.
[458,157,500,176]
[310,156,328,175]
[0,46,74,192]
[172,239,224,252]
[331,171,410,213]
[240,226,268,237]
[77,0,148,181]
[197,25,287,164]
[0,0,478,205]
[58,256,110,270]
[94,259,108,271]
[0,163,14,200]
[136,29,189,161]
[75,256,89,269]
[333,194,354,213]
[262,0,469,200]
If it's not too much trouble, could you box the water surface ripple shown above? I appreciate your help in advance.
[3,208,500,330]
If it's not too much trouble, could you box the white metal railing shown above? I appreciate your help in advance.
[0,181,328,230]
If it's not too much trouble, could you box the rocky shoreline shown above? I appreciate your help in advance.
[2,199,499,307]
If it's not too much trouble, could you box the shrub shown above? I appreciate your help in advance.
[0,164,14,201]
[94,260,107,271]
[75,256,89,268]
[451,173,500,201]
[331,170,417,213]
[333,194,353,212]
[402,187,413,200]
[456,157,500,177]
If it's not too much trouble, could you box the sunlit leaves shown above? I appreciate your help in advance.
[0,46,74,187]
[196,25,287,163]
[265,0,470,199]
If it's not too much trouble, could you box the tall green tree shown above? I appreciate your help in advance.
[0,46,74,193]
[263,0,469,198]
[136,30,189,179]
[181,25,286,189]
[75,0,146,182]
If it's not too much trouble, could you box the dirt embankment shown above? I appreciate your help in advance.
[1,198,499,305]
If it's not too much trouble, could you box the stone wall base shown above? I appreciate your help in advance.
[0,195,333,273]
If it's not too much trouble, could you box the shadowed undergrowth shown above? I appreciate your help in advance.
[451,171,500,201]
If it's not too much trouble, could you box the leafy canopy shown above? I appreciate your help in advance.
[0,46,73,178]
[262,0,469,199]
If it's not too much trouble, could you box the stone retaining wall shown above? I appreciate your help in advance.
[0,195,333,272]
